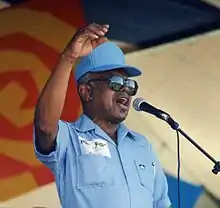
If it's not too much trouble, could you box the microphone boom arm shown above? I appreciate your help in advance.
[133,97,220,175]
[160,113,220,175]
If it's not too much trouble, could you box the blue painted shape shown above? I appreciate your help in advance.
[166,174,203,208]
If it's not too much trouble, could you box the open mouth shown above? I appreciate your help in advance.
[116,97,129,108]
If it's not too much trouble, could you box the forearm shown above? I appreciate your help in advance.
[34,54,76,151]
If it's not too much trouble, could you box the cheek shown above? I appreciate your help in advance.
[104,92,115,105]
[100,90,115,106]
[93,88,114,105]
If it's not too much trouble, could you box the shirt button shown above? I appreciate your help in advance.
[139,164,145,170]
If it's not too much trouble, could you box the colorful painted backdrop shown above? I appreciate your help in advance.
[0,0,84,200]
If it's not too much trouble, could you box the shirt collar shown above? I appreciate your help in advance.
[74,114,96,132]
[74,114,137,140]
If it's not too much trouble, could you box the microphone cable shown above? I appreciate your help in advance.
[176,130,181,208]
[132,97,182,207]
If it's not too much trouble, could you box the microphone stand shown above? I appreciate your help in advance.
[162,113,220,175]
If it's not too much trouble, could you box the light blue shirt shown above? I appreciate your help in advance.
[34,114,171,208]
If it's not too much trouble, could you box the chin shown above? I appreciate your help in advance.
[110,113,128,124]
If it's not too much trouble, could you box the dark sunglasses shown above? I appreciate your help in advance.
[87,75,138,96]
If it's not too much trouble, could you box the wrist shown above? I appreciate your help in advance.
[60,51,79,64]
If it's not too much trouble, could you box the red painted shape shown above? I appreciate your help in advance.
[0,154,31,179]
[0,71,38,108]
[31,165,54,186]
[18,0,86,27]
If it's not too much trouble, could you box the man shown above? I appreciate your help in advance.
[33,23,171,208]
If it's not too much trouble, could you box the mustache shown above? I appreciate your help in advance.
[115,92,131,99]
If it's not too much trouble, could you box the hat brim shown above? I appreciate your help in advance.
[90,64,142,77]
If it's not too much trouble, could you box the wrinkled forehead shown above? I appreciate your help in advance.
[89,68,128,79]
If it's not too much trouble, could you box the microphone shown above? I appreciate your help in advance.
[133,97,179,130]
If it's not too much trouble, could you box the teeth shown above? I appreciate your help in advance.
[117,97,128,105]
[120,98,127,102]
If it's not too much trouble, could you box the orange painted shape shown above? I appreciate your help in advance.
[0,82,34,128]
[0,114,33,142]
[0,33,81,121]
[0,139,41,167]
[0,8,78,52]
[0,71,38,108]
[0,33,59,70]
[0,172,38,201]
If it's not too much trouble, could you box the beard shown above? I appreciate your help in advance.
[106,107,129,125]
[108,116,126,125]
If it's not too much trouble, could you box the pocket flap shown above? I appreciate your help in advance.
[134,159,155,192]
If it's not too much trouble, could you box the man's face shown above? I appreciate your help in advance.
[88,69,136,124]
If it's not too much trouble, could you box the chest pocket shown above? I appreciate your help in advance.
[134,159,155,193]
[77,154,113,189]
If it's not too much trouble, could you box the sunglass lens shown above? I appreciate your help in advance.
[108,76,138,96]
[108,76,124,91]
[125,79,138,96]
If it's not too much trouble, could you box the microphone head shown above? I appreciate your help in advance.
[133,97,145,111]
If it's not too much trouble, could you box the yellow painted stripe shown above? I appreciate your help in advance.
[0,139,42,166]
[0,8,77,52]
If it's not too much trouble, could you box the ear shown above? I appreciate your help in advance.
[78,84,92,102]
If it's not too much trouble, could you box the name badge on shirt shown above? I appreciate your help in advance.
[79,136,111,158]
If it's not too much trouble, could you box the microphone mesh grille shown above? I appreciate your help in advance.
[133,97,145,111]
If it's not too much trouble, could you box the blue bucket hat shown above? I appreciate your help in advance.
[74,41,142,81]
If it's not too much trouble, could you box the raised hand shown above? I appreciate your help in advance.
[63,23,109,61]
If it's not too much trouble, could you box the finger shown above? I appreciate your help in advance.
[74,23,109,41]
[92,37,108,48]
[93,23,109,32]
[79,23,109,34]
[88,23,109,37]
[102,24,109,32]
[78,28,99,39]
[96,36,108,45]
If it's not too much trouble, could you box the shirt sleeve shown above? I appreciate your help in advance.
[150,145,172,208]
[33,120,70,171]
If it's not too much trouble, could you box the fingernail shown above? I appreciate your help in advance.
[94,34,99,38]
[105,24,109,28]
[100,31,105,35]
[103,28,108,32]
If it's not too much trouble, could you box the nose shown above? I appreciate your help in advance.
[119,85,131,96]
[119,84,126,92]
